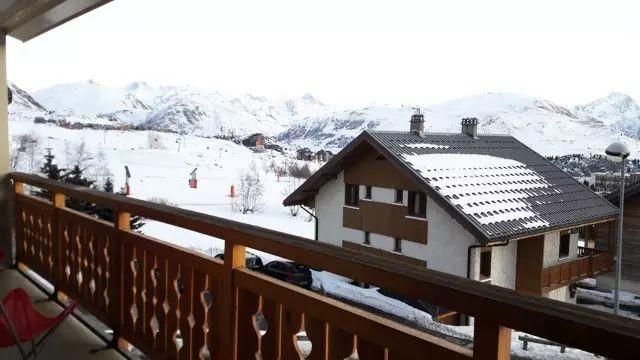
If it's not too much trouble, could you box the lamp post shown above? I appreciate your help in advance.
[605,142,631,315]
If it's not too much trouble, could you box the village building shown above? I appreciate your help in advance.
[315,149,334,162]
[241,133,265,148]
[590,183,640,293]
[591,171,640,193]
[284,113,618,310]
[296,147,314,161]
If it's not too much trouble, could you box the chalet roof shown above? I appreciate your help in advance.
[283,130,618,243]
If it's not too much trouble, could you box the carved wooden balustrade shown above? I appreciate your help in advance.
[8,172,640,359]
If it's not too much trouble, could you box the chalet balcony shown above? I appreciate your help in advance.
[0,172,639,359]
[541,247,614,293]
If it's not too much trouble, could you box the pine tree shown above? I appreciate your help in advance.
[62,164,97,214]
[35,149,64,200]
[94,177,144,231]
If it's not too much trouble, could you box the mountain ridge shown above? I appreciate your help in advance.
[8,80,640,156]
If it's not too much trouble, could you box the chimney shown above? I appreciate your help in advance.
[461,117,478,138]
[410,108,425,135]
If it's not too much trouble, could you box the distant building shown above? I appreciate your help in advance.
[315,149,334,162]
[284,112,618,319]
[265,143,283,152]
[296,147,314,161]
[591,171,640,192]
[241,133,265,148]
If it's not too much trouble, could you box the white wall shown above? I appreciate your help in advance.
[316,171,362,247]
[543,231,579,268]
[315,171,519,285]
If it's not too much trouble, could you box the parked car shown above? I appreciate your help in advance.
[261,261,312,288]
[214,252,264,271]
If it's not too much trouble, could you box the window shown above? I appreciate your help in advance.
[408,191,427,217]
[345,183,359,206]
[394,238,402,253]
[395,189,403,203]
[365,185,372,199]
[559,233,570,258]
[364,231,371,245]
[480,249,492,280]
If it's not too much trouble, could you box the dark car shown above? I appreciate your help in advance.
[214,252,264,271]
[261,261,312,288]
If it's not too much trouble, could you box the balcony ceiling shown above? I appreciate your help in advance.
[0,0,112,42]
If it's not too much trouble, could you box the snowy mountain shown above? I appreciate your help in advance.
[8,82,48,122]
[573,92,640,139]
[278,93,640,156]
[32,81,324,136]
[8,80,640,156]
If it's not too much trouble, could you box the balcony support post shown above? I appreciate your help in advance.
[0,30,10,267]
[49,193,65,301]
[112,211,130,353]
[473,319,511,359]
[221,240,245,360]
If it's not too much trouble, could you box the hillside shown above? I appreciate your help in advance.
[7,81,640,156]
[278,93,640,156]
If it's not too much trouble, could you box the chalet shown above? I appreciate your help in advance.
[592,183,640,293]
[284,114,618,305]
[241,133,265,148]
[315,149,334,162]
[296,147,314,161]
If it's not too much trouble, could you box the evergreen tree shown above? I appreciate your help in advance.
[62,164,97,214]
[35,149,64,200]
[94,177,144,231]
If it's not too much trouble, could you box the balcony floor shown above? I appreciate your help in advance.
[0,268,123,360]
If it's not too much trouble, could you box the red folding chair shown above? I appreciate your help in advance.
[0,288,77,359]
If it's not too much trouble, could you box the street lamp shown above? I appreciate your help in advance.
[605,142,631,315]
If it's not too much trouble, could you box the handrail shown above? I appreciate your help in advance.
[8,172,640,358]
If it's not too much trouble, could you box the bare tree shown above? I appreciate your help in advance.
[281,177,302,216]
[232,161,265,214]
[90,148,113,189]
[147,132,166,150]
[14,133,41,173]
[64,139,93,170]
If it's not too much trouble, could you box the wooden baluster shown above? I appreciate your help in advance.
[143,250,156,350]
[260,297,282,359]
[51,192,64,295]
[281,307,304,360]
[357,337,387,360]
[178,266,193,359]
[13,182,24,265]
[473,319,511,360]
[236,288,260,359]
[305,315,328,360]
[191,270,208,360]
[167,261,180,357]
[111,211,129,350]
[219,241,245,360]
[328,327,356,359]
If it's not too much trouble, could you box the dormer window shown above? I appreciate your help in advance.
[345,183,359,207]
[408,191,426,218]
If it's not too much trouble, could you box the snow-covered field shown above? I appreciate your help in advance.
[8,120,618,359]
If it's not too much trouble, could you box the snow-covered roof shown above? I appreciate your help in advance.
[284,130,619,242]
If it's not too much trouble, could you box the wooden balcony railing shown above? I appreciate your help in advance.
[7,172,640,359]
[541,247,613,293]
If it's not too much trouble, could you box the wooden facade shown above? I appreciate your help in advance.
[342,202,428,244]
[515,236,544,296]
[8,172,640,359]
[344,152,422,191]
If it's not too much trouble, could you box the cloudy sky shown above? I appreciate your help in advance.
[6,0,640,106]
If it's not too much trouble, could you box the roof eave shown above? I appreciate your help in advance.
[2,0,113,42]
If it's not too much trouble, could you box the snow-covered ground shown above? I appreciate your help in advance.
[8,121,617,359]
